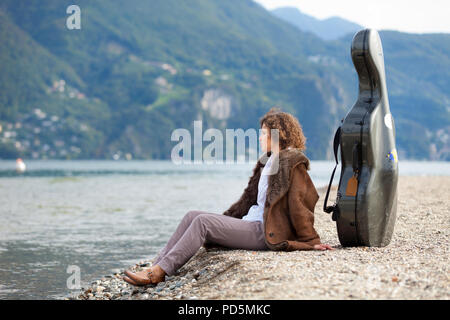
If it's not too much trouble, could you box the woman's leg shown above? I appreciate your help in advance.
[152,210,208,265]
[157,213,268,276]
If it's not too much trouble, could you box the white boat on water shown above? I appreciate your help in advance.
[16,158,26,173]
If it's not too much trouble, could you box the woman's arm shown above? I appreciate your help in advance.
[222,161,263,218]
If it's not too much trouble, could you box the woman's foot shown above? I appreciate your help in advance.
[122,275,139,286]
[123,265,166,286]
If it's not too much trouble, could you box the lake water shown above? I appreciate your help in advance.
[0,159,448,299]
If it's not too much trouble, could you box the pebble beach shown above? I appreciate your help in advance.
[71,175,449,300]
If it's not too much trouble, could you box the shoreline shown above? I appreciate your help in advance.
[71,175,449,300]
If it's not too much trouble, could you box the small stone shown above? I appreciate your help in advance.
[132,289,140,295]
[96,286,105,293]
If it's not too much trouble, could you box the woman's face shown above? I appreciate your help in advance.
[259,124,271,153]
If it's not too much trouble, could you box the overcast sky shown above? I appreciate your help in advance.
[254,0,450,34]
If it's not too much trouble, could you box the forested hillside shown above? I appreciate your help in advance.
[0,0,448,160]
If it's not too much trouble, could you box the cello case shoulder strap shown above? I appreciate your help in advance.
[323,126,341,214]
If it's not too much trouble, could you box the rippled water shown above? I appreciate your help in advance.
[0,159,448,299]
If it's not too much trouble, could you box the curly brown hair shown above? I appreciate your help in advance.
[259,107,306,151]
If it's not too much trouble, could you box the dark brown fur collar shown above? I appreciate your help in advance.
[261,147,311,209]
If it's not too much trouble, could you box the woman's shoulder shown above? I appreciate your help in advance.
[279,147,310,171]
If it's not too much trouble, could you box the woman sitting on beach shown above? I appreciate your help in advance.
[123,107,333,286]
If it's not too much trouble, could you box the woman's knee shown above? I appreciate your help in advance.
[184,210,204,222]
[191,213,213,229]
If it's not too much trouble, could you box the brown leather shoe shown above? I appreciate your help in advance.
[122,275,140,286]
[124,269,153,285]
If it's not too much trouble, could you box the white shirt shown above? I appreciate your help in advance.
[242,153,275,223]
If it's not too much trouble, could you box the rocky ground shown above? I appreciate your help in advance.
[71,176,449,300]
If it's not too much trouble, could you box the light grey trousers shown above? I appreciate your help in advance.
[152,210,268,276]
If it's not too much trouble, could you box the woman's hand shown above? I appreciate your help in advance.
[313,243,334,250]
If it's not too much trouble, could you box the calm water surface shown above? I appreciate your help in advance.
[0,159,448,299]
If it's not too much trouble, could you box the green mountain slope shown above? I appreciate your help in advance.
[338,31,450,160]
[0,9,84,118]
[274,10,450,161]
[0,0,448,160]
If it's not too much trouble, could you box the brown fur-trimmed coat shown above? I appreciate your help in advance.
[207,147,322,251]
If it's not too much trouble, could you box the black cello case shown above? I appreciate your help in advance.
[323,29,399,247]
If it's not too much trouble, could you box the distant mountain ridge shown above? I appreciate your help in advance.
[271,6,362,40]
